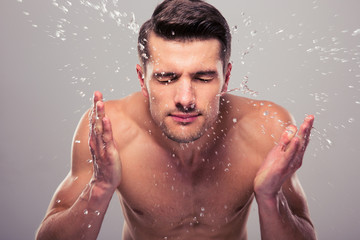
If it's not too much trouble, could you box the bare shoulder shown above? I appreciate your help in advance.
[102,92,150,149]
[71,92,147,171]
[223,94,294,154]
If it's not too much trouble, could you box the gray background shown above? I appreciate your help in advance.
[1,0,359,239]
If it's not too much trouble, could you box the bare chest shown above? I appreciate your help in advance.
[117,137,262,238]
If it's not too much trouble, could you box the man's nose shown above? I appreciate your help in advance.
[174,78,196,111]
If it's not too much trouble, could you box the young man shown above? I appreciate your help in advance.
[36,0,317,239]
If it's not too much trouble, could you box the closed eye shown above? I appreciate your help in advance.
[194,71,217,82]
[195,77,213,82]
[154,72,178,83]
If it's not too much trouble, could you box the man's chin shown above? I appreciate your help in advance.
[163,130,203,144]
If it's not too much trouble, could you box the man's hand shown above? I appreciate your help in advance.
[88,91,121,190]
[254,115,314,199]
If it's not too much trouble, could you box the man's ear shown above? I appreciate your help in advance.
[136,64,149,98]
[221,62,232,94]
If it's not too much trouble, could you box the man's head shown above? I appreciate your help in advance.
[137,0,231,75]
[136,0,232,144]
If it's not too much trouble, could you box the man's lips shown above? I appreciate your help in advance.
[169,113,200,123]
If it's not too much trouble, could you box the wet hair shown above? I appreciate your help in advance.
[137,0,231,74]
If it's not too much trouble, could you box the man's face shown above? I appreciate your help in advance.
[138,33,230,143]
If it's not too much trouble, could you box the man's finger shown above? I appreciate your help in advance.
[297,115,314,149]
[93,91,103,108]
[278,125,297,151]
[102,117,117,156]
[89,91,103,128]
[95,101,105,135]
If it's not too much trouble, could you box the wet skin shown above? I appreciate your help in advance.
[37,35,315,240]
[96,93,313,240]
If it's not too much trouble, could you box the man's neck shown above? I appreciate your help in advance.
[155,122,226,172]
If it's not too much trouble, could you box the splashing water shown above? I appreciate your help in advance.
[16,0,360,156]
[223,76,259,97]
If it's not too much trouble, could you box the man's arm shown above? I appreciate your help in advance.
[36,91,121,240]
[254,113,317,240]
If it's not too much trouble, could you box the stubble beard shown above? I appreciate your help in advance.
[151,109,219,144]
[160,122,205,143]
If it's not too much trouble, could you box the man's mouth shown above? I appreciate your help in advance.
[169,113,200,123]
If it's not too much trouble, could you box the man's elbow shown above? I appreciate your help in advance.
[35,220,59,240]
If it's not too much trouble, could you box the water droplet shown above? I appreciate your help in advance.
[87,159,93,163]
[75,140,81,143]
[83,209,89,215]
[201,207,205,212]
[275,29,284,34]
[263,111,269,116]
[224,168,229,172]
[87,224,92,228]
[348,118,355,123]
[352,29,360,37]
[232,118,237,123]
[95,210,100,216]
[138,43,145,51]
[286,129,295,136]
[56,199,61,204]
[128,12,139,33]
[200,212,205,217]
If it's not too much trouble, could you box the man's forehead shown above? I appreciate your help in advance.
[147,32,222,56]
[146,33,221,64]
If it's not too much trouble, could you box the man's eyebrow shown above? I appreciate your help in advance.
[194,70,218,76]
[154,72,177,77]
[154,72,176,77]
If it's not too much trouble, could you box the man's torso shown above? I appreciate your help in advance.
[104,92,284,240]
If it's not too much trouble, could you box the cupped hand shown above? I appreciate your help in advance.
[88,91,122,190]
[254,115,314,199]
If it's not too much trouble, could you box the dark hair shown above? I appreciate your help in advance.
[137,0,231,74]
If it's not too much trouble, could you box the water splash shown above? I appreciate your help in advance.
[128,12,139,34]
[223,76,258,97]
[17,0,360,156]
[351,29,360,37]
